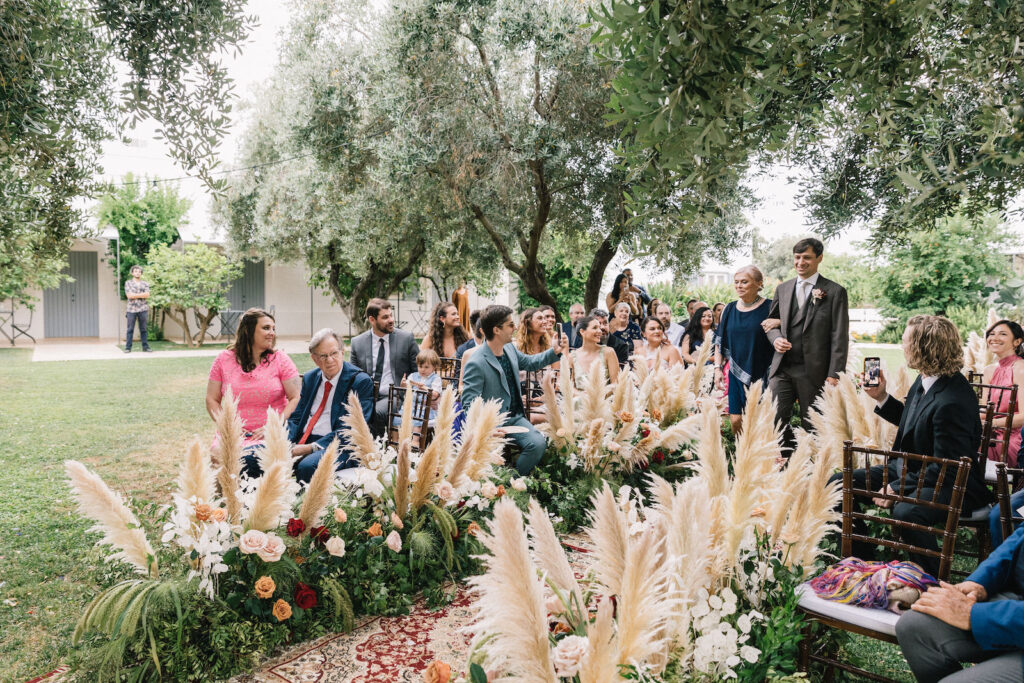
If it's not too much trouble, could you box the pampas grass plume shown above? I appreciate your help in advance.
[526,498,583,615]
[298,439,338,528]
[394,439,411,519]
[178,438,215,505]
[410,438,441,510]
[260,409,291,467]
[586,483,629,596]
[342,391,379,464]
[245,460,295,532]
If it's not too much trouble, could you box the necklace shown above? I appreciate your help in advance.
[737,296,763,311]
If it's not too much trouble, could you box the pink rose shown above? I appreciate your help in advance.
[333,508,348,524]
[510,478,527,492]
[386,530,403,552]
[325,536,346,558]
[435,481,456,502]
[390,512,404,529]
[239,529,268,555]
[257,533,285,562]
[480,482,498,499]
[552,635,589,678]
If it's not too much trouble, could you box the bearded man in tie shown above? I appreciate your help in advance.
[762,237,850,447]
[287,329,375,484]
[842,315,990,576]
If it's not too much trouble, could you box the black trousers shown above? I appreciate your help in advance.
[770,366,823,449]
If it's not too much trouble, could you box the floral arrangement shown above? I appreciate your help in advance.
[455,383,841,681]
[65,387,525,680]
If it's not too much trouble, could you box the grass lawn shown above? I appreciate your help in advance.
[117,339,230,352]
[0,348,314,682]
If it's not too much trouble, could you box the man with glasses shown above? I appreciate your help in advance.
[286,328,375,484]
[462,305,568,474]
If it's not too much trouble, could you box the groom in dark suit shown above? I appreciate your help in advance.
[764,238,850,441]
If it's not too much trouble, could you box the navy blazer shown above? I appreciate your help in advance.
[455,338,478,361]
[286,363,375,451]
[967,523,1024,651]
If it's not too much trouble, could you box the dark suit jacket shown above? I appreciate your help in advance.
[455,338,478,361]
[560,321,578,348]
[876,372,987,508]
[765,274,850,386]
[605,334,629,366]
[966,523,1024,650]
[349,328,419,392]
[287,363,375,452]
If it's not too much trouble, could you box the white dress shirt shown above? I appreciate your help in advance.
[305,369,342,438]
[370,331,394,390]
[666,322,685,347]
[795,271,821,308]
[876,374,937,407]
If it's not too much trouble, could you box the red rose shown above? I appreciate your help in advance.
[652,450,665,464]
[641,427,650,438]
[286,518,306,537]
[294,582,317,610]
[309,525,330,548]
[639,460,649,470]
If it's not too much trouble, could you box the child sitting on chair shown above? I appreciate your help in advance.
[399,349,443,425]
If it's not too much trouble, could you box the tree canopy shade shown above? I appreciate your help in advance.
[593,0,1024,240]
[217,0,747,321]
[0,0,254,305]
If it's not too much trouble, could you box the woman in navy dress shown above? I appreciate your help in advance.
[713,266,778,434]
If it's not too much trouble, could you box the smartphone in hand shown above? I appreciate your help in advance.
[863,357,881,387]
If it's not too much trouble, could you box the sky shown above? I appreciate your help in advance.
[95,0,870,288]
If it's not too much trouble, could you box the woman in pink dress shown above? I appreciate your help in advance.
[981,320,1024,466]
[206,308,300,476]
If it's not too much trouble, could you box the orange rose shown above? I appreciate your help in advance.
[366,522,383,537]
[496,485,506,498]
[651,408,663,421]
[193,503,213,522]
[210,507,227,522]
[423,660,451,683]
[272,598,292,622]
[551,620,572,635]
[617,410,634,423]
[254,576,276,599]
[466,522,481,537]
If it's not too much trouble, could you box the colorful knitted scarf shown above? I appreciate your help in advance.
[809,558,938,611]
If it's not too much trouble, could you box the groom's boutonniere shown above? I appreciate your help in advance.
[811,288,826,304]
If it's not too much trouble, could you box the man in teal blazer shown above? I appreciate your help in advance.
[461,304,567,474]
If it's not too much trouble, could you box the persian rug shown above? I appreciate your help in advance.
[240,538,595,683]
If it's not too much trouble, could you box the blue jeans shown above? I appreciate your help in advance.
[294,444,356,485]
[989,488,1024,547]
[505,415,547,475]
[125,310,149,350]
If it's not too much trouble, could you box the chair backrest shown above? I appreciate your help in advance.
[841,441,973,581]
[386,385,432,451]
[994,462,1018,543]
[968,373,1018,464]
[439,356,460,380]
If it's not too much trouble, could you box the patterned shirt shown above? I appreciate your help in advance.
[125,279,150,313]
[497,352,525,418]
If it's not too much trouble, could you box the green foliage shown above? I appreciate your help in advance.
[517,254,589,317]
[0,0,253,305]
[146,244,242,346]
[95,175,191,295]
[945,303,992,341]
[648,281,736,319]
[593,0,1024,242]
[879,212,1017,323]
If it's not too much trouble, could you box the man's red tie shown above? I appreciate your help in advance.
[298,381,332,445]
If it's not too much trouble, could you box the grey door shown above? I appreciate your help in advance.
[44,251,99,337]
[225,259,265,310]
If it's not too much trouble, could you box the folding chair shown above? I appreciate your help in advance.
[967,372,1019,480]
[797,441,973,681]
[954,402,1002,564]
[439,357,461,395]
[386,385,432,452]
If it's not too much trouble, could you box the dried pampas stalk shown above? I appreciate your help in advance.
[65,461,158,578]
[178,438,215,505]
[578,597,618,683]
[788,452,843,571]
[397,387,414,452]
[394,440,411,519]
[342,391,379,464]
[580,418,607,472]
[694,403,728,499]
[558,352,575,429]
[465,402,506,482]
[298,439,338,529]
[260,409,291,467]
[767,433,813,546]
[468,499,558,682]
[215,389,244,522]
[578,357,612,426]
[688,341,713,395]
[649,413,703,455]
[410,438,441,510]
[526,498,584,613]
[611,367,633,415]
[538,374,566,446]
[432,388,457,475]
[587,483,629,596]
[838,373,871,444]
[245,460,295,532]
[616,527,670,668]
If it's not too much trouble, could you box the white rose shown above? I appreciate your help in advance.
[257,533,285,562]
[551,635,589,678]
[436,481,456,502]
[238,529,268,555]
[325,536,346,558]
[480,481,498,499]
[510,477,527,492]
[385,529,402,552]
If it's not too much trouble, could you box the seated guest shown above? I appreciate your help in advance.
[849,315,989,576]
[420,301,469,359]
[680,306,715,365]
[655,301,685,347]
[570,314,620,389]
[896,522,1024,682]
[637,317,683,370]
[514,307,554,357]
[349,298,419,437]
[622,267,653,310]
[984,320,1024,545]
[679,298,698,329]
[712,302,726,328]
[609,302,643,354]
[461,305,568,474]
[456,310,483,360]
[606,273,642,320]
[560,303,586,348]
[588,308,630,366]
[400,349,443,425]
[286,329,375,484]
[206,308,300,468]
[537,305,557,339]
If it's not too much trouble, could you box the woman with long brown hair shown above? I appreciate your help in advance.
[205,308,301,451]
[512,308,552,355]
[420,302,469,359]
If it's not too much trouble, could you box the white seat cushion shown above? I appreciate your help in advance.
[987,459,998,484]
[796,583,900,636]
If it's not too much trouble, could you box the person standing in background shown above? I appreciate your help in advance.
[452,282,471,330]
[124,265,152,353]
